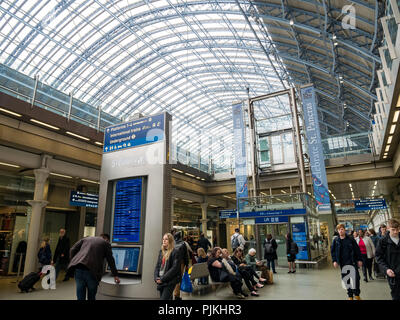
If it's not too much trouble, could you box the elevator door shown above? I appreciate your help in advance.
[258,223,288,265]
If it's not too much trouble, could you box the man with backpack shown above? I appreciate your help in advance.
[286,233,298,273]
[231,228,246,252]
[264,234,278,274]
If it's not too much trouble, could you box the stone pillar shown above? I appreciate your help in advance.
[200,203,208,234]
[24,168,49,277]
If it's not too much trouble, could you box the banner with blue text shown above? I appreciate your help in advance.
[301,85,331,213]
[232,103,248,211]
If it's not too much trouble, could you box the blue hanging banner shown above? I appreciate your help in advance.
[300,85,331,213]
[240,208,306,218]
[232,103,248,210]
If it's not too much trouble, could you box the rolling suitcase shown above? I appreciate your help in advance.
[18,271,41,292]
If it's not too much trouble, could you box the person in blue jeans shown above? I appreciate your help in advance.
[67,234,120,300]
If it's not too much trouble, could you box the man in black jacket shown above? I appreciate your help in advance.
[197,233,212,252]
[331,223,363,300]
[376,219,400,300]
[52,228,70,281]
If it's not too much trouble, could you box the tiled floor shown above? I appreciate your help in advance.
[0,266,391,300]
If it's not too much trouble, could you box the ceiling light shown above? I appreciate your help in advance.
[374,181,377,186]
[385,145,390,152]
[181,199,193,203]
[0,162,20,168]
[81,179,100,184]
[184,172,195,178]
[281,190,287,194]
[332,34,337,40]
[387,136,393,144]
[172,168,184,173]
[201,178,205,181]
[30,119,59,130]
[0,108,22,117]
[95,141,103,146]
[289,19,294,25]
[349,183,352,188]
[390,124,396,134]
[66,131,90,141]
[50,173,72,179]
[394,110,400,122]
[383,155,387,159]
[334,42,338,46]
[196,176,201,179]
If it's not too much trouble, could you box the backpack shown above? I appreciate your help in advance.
[231,234,240,250]
[290,241,299,255]
[264,240,274,254]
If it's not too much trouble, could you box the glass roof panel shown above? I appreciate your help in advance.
[0,0,378,171]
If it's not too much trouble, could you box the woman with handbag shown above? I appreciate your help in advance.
[154,233,181,300]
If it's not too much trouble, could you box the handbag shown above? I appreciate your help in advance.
[180,271,193,293]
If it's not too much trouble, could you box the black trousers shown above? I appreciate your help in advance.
[340,264,361,298]
[158,282,176,300]
[388,277,400,301]
[238,268,257,292]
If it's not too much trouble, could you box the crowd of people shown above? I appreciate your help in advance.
[154,228,281,300]
[29,218,399,301]
[154,227,306,300]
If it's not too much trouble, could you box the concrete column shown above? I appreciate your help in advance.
[200,203,208,234]
[78,206,86,239]
[24,168,49,276]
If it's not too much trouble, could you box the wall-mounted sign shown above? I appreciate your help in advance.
[240,208,306,218]
[255,216,289,224]
[70,191,99,208]
[292,222,308,260]
[103,113,164,153]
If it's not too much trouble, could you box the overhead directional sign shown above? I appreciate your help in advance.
[255,216,288,224]
[354,199,387,211]
[103,113,164,153]
[219,209,237,219]
[70,191,99,208]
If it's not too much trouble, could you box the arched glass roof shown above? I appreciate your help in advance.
[0,0,382,171]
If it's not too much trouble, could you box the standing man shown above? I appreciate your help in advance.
[67,234,120,300]
[375,219,400,300]
[263,234,278,274]
[197,232,212,252]
[331,224,363,300]
[52,228,70,281]
[231,228,246,252]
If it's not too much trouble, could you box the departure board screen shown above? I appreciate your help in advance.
[112,178,143,243]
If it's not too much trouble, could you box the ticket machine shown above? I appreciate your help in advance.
[96,112,172,299]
